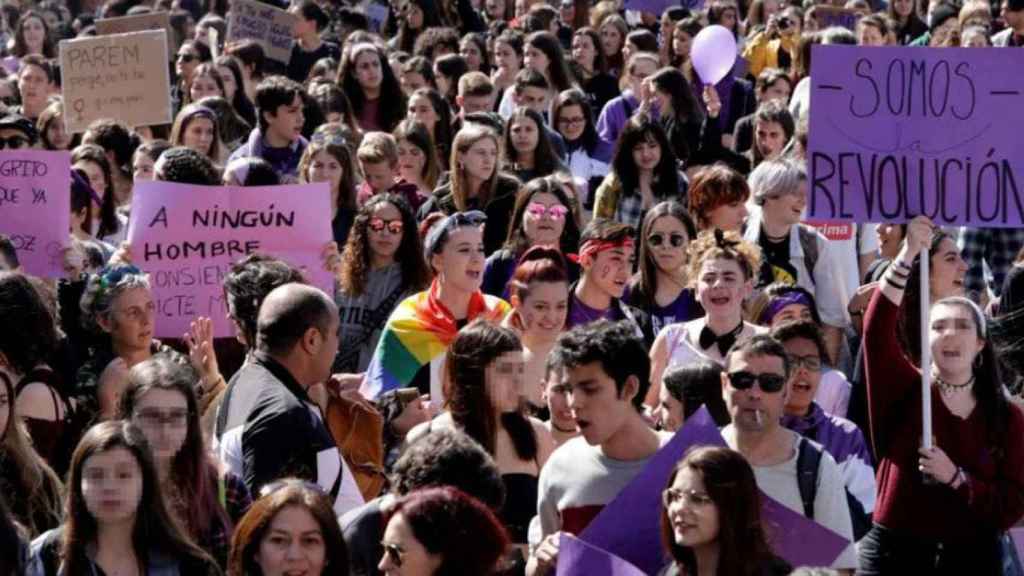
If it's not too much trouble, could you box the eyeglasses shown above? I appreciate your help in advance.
[134,408,189,429]
[727,371,786,393]
[526,202,569,220]
[558,116,586,127]
[369,217,404,234]
[662,487,714,508]
[0,136,29,149]
[177,52,197,62]
[381,541,405,567]
[648,232,686,248]
[787,354,822,372]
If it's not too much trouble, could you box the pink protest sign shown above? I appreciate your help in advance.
[127,180,333,338]
[0,150,71,278]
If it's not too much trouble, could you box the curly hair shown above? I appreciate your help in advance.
[154,146,220,186]
[686,229,762,288]
[79,265,151,335]
[221,254,306,349]
[83,119,142,176]
[338,194,431,297]
[389,429,505,509]
[0,271,58,375]
[338,43,407,132]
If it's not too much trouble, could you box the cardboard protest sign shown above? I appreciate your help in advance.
[96,12,174,60]
[807,46,1024,227]
[127,181,334,338]
[226,0,296,64]
[0,151,71,278]
[625,0,704,14]
[60,30,172,134]
[813,6,861,31]
[762,495,850,567]
[557,535,646,576]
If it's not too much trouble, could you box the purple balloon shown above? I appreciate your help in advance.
[691,25,738,85]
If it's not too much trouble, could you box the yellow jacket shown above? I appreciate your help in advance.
[742,31,798,78]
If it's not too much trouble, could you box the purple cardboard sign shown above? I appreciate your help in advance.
[580,407,725,575]
[625,0,705,15]
[807,46,1024,227]
[762,494,850,567]
[127,181,333,338]
[0,150,71,278]
[557,534,647,576]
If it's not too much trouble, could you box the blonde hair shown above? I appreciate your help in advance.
[357,131,399,166]
[687,229,762,289]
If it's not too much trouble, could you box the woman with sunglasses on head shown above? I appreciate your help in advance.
[625,202,702,337]
[117,356,251,569]
[27,421,219,576]
[482,176,581,300]
[228,478,348,576]
[860,215,1024,573]
[298,129,361,246]
[362,210,511,405]
[658,446,791,576]
[648,230,766,406]
[379,486,509,576]
[334,194,432,376]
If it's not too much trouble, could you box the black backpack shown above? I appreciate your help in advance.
[796,436,872,541]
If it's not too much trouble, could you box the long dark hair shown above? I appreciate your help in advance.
[339,194,431,298]
[650,66,704,139]
[897,230,957,365]
[504,175,581,257]
[214,55,258,127]
[61,421,217,575]
[410,87,454,164]
[612,114,681,200]
[0,271,58,375]
[338,43,407,132]
[660,446,785,576]
[394,118,441,190]
[505,107,562,177]
[72,144,117,237]
[444,320,538,462]
[572,28,608,75]
[13,11,55,58]
[552,88,599,154]
[394,0,443,52]
[631,202,697,308]
[117,357,233,548]
[526,31,576,92]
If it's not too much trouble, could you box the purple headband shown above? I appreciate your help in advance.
[760,290,813,325]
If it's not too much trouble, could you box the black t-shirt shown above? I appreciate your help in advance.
[758,229,799,288]
[287,40,341,83]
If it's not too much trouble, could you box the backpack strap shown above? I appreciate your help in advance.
[796,437,823,520]
[797,224,819,287]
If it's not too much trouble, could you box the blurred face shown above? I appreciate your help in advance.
[18,63,49,105]
[407,94,438,132]
[696,258,751,318]
[655,383,684,432]
[930,237,967,299]
[266,94,305,144]
[522,192,567,246]
[893,0,914,17]
[485,0,505,19]
[962,30,990,47]
[182,117,215,156]
[362,160,396,193]
[556,103,586,141]
[367,202,404,262]
[46,115,71,150]
[510,116,540,157]
[720,7,738,29]
[704,199,748,232]
[665,468,719,548]
[754,119,787,160]
[379,513,441,576]
[461,137,498,182]
[397,138,427,182]
[632,136,662,172]
[404,3,425,29]
[572,34,597,70]
[460,39,484,71]
[673,29,694,61]
[858,24,886,46]
[104,286,156,352]
[585,244,634,299]
[524,44,550,75]
[543,369,575,432]
[770,303,813,328]
[190,73,222,102]
[929,302,985,377]
[565,361,635,445]
[81,447,143,525]
[132,387,189,465]
[762,79,792,103]
[782,337,823,416]
[22,16,46,51]
[761,180,807,228]
[876,223,904,258]
[432,226,486,293]
[401,71,428,95]
[487,350,526,413]
[647,216,689,274]
[722,352,788,433]
[308,150,344,205]
[256,505,327,576]
[599,23,623,56]
[517,280,569,341]
[176,46,200,82]
[355,50,383,91]
[1003,0,1024,29]
[217,65,238,101]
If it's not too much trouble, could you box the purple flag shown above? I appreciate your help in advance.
[807,46,1024,227]
[557,534,647,576]
[0,150,70,278]
[580,407,725,575]
[762,494,850,567]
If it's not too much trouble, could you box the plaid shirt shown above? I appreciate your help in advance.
[959,227,1024,298]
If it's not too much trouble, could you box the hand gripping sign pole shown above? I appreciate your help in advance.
[920,251,932,452]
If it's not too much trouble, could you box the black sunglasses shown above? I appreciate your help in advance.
[727,371,786,393]
[648,232,686,248]
[0,136,29,149]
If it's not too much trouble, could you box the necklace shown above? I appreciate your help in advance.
[935,373,975,395]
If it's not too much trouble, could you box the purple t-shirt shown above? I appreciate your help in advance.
[567,291,618,329]
[623,285,702,335]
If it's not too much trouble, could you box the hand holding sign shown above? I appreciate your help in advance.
[691,25,737,86]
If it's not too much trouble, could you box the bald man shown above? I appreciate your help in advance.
[216,283,364,515]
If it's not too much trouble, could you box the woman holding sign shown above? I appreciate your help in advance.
[861,215,1024,574]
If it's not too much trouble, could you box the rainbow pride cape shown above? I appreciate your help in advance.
[361,280,511,400]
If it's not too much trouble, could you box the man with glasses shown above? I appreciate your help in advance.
[0,113,37,150]
[720,334,857,570]
[774,320,875,542]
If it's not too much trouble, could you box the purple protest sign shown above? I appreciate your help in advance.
[580,407,725,575]
[625,0,705,15]
[807,46,1024,227]
[0,151,71,278]
[557,534,646,576]
[762,494,850,567]
[127,181,333,338]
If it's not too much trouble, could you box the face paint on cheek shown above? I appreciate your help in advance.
[599,265,612,282]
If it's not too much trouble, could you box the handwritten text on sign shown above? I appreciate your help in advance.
[0,151,71,278]
[60,30,172,133]
[807,46,1024,227]
[226,0,296,64]
[127,181,333,338]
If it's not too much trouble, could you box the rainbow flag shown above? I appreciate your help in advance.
[361,280,511,400]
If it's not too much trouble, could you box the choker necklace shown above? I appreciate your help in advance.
[935,373,975,395]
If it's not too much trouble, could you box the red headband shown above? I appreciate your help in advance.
[567,237,635,264]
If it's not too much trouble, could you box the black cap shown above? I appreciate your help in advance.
[0,113,38,143]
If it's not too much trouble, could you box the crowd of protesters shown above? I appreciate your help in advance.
[3,0,1024,573]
